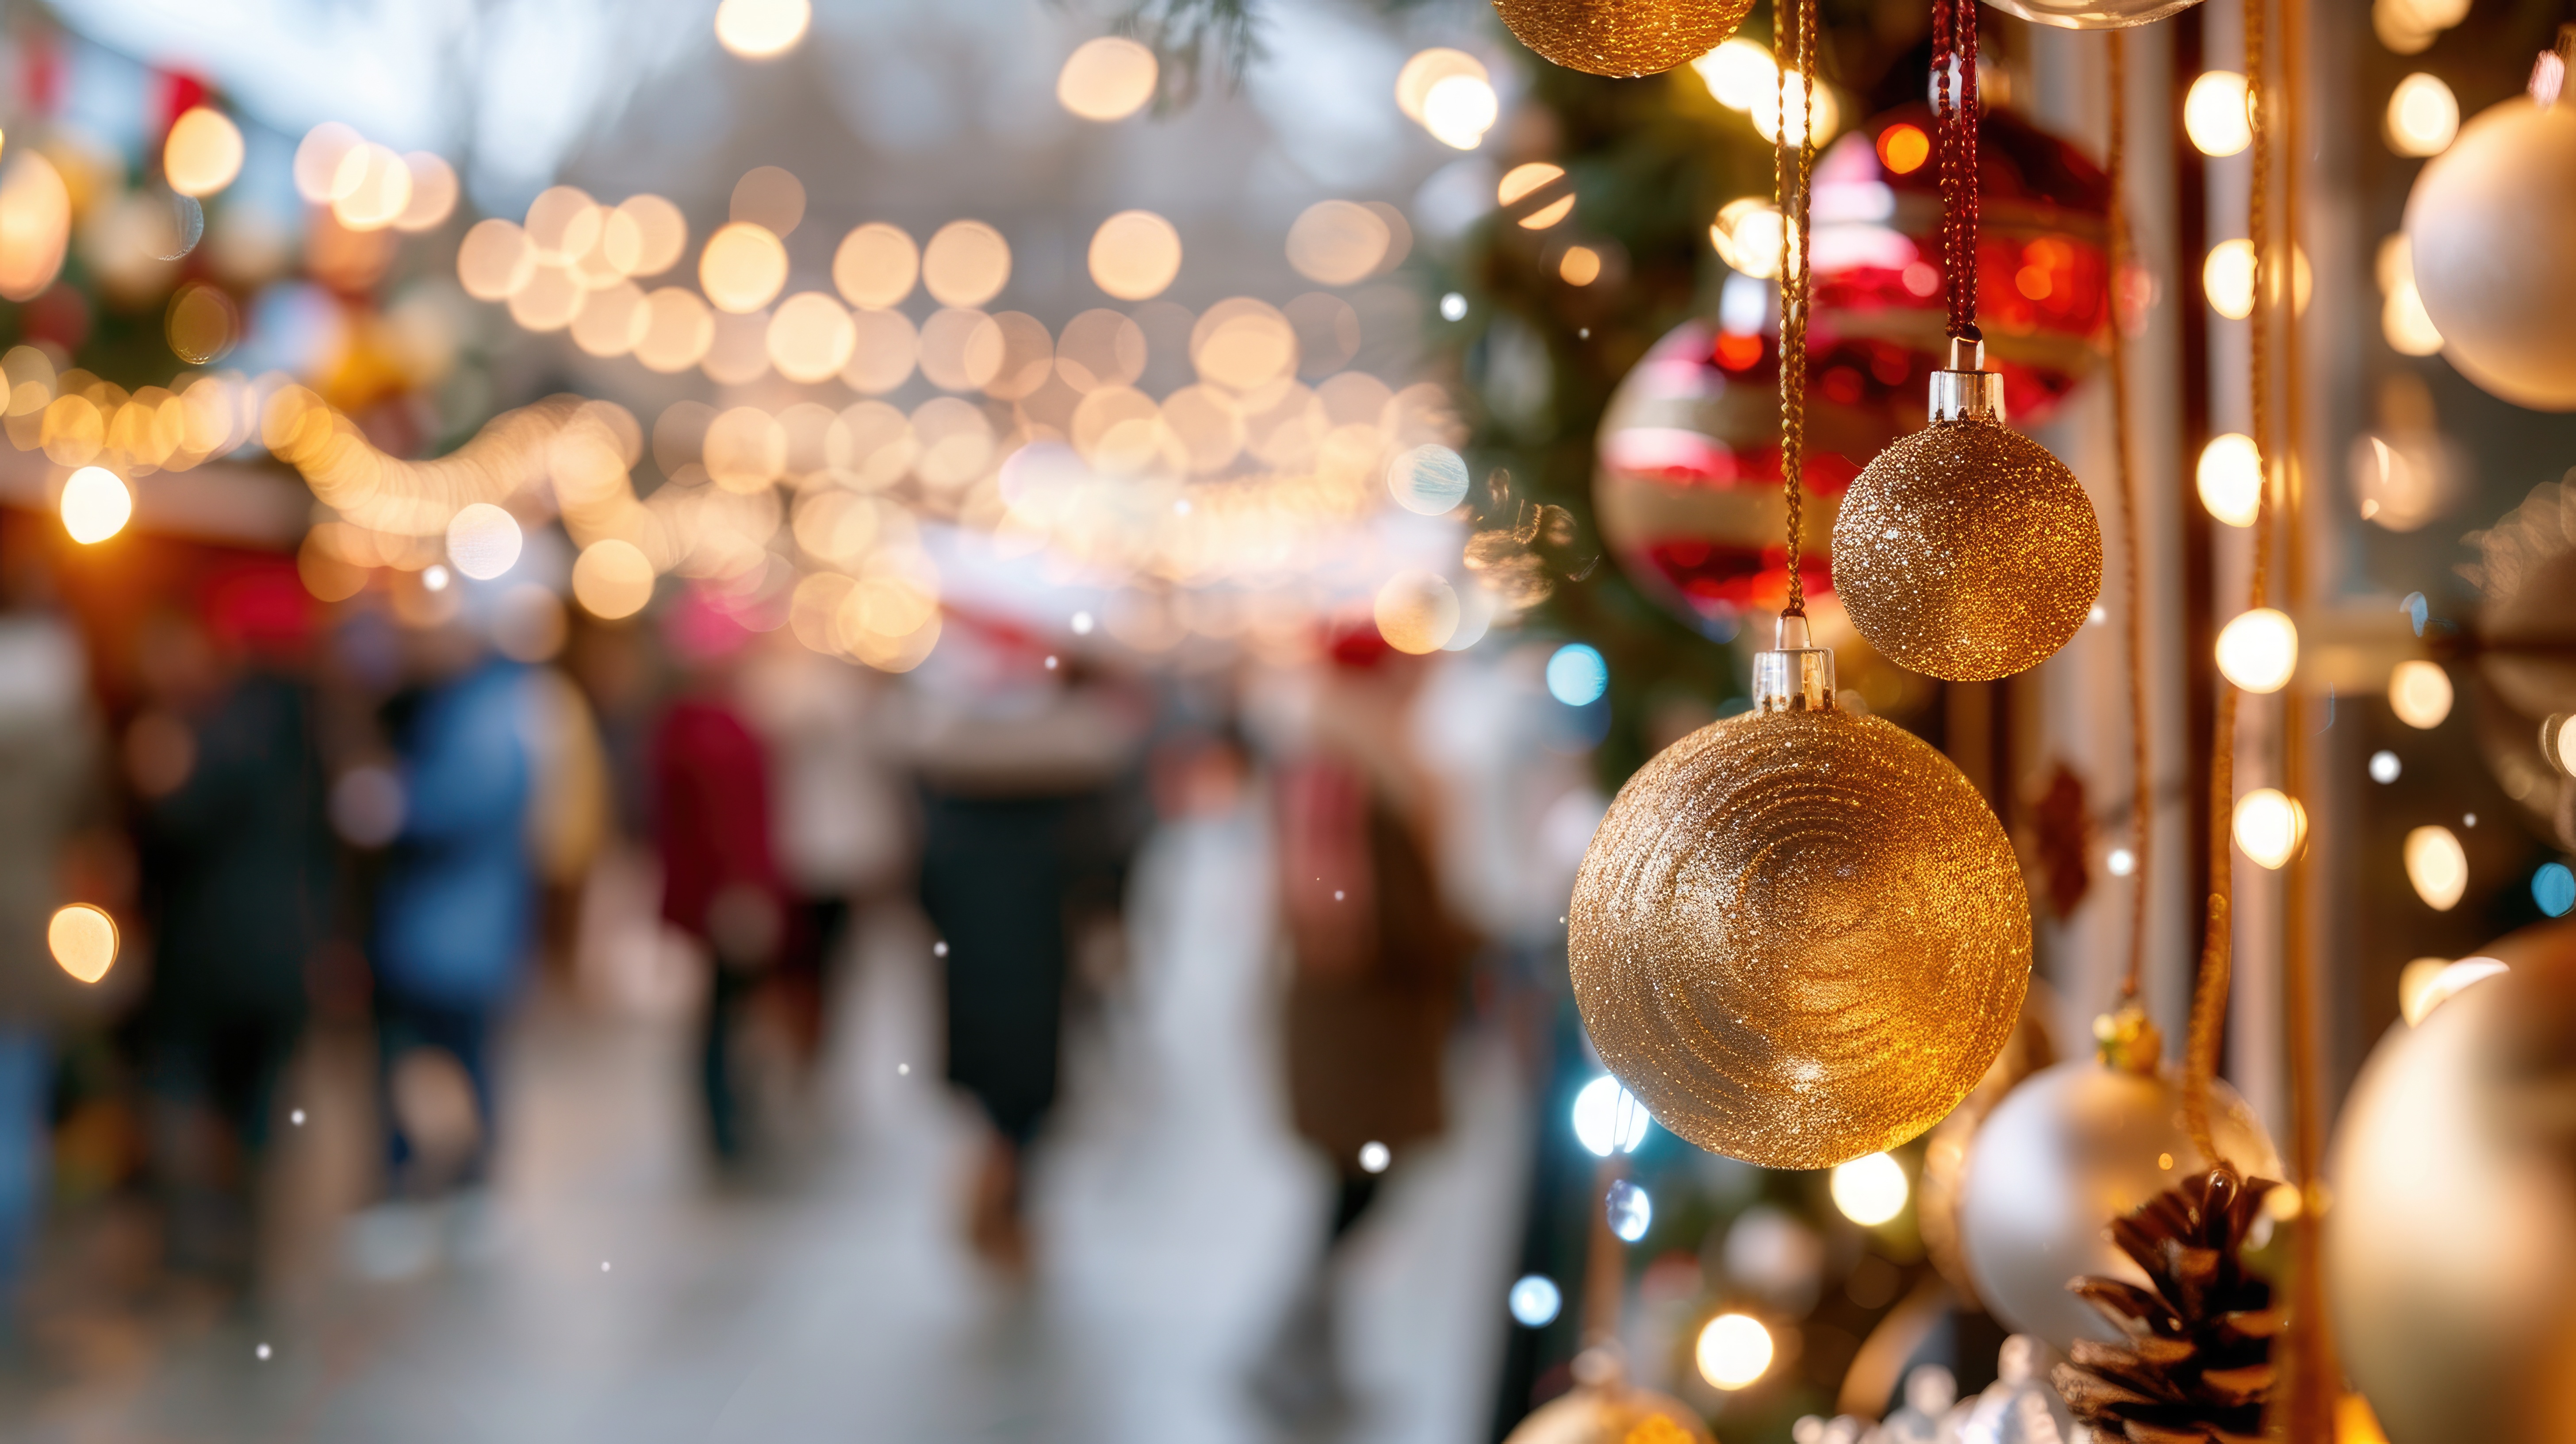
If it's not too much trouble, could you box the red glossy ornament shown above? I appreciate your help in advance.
[1594,102,2113,647]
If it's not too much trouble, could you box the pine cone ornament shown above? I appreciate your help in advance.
[2050,1165,2286,1444]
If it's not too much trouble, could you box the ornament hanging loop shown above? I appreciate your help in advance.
[1928,335,2007,424]
[1753,613,1837,714]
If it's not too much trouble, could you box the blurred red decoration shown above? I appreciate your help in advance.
[1593,101,2111,641]
[1813,102,2115,426]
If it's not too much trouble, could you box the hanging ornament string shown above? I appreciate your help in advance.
[1774,0,1819,618]
[2185,0,2275,1163]
[2107,31,2150,1007]
[1930,0,1982,344]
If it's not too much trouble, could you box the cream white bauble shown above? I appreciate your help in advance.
[1956,1057,2279,1352]
[2405,94,2576,411]
[2329,920,2576,1444]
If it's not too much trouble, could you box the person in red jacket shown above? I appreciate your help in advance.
[651,596,790,1164]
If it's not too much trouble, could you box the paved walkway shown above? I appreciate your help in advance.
[6,824,1530,1444]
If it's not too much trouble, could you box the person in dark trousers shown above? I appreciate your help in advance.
[909,645,1142,1275]
[130,598,332,1282]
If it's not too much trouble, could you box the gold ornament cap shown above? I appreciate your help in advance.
[1752,613,1837,713]
[1928,335,2007,425]
[2092,1003,2163,1075]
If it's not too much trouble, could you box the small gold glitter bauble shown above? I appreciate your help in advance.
[1491,0,1751,77]
[1504,1355,1714,1444]
[1570,693,2032,1171]
[1831,418,2101,682]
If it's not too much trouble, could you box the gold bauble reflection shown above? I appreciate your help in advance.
[1570,705,2032,1171]
[1831,419,2102,682]
[1491,0,1751,77]
[2329,918,2576,1444]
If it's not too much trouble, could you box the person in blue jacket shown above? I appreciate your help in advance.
[368,633,534,1196]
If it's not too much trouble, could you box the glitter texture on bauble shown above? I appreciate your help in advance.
[1569,617,2033,1169]
[1491,0,1750,77]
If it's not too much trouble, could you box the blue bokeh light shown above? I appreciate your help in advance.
[1547,644,1608,707]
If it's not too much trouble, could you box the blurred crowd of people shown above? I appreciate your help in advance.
[0,511,1600,1433]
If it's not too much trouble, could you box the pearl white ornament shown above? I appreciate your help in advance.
[2406,92,2576,411]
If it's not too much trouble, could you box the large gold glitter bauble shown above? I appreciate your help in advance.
[1491,0,1750,77]
[2329,918,2576,1444]
[1832,416,2101,682]
[1570,633,2032,1170]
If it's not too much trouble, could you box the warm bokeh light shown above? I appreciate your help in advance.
[2375,227,2439,355]
[330,142,412,230]
[2381,277,2442,355]
[922,220,1010,308]
[0,152,70,302]
[2385,72,2459,157]
[1190,298,1296,392]
[1286,200,1392,284]
[2196,433,2263,527]
[60,465,130,543]
[768,292,858,383]
[569,280,648,357]
[731,165,806,236]
[1421,74,1499,150]
[2549,713,2576,777]
[1830,1152,1909,1225]
[1558,246,1602,285]
[2233,788,2307,869]
[1876,122,1931,174]
[533,189,608,266]
[2388,659,2453,729]
[48,904,117,984]
[458,218,537,300]
[2215,607,2297,694]
[1054,309,1146,392]
[2404,825,2468,911]
[616,194,688,276]
[395,152,459,232]
[2204,239,2256,320]
[701,222,789,313]
[1692,37,1776,111]
[1696,1313,1774,1390]
[635,287,717,372]
[715,0,810,59]
[835,222,920,309]
[1057,36,1158,122]
[446,501,523,580]
[293,121,362,204]
[1750,71,1837,146]
[1374,571,1459,653]
[1395,48,1487,122]
[507,263,586,332]
[1498,164,1572,230]
[1710,196,1787,280]
[1088,210,1182,300]
[572,538,656,619]
[842,308,920,394]
[2186,71,2253,157]
[163,107,244,198]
